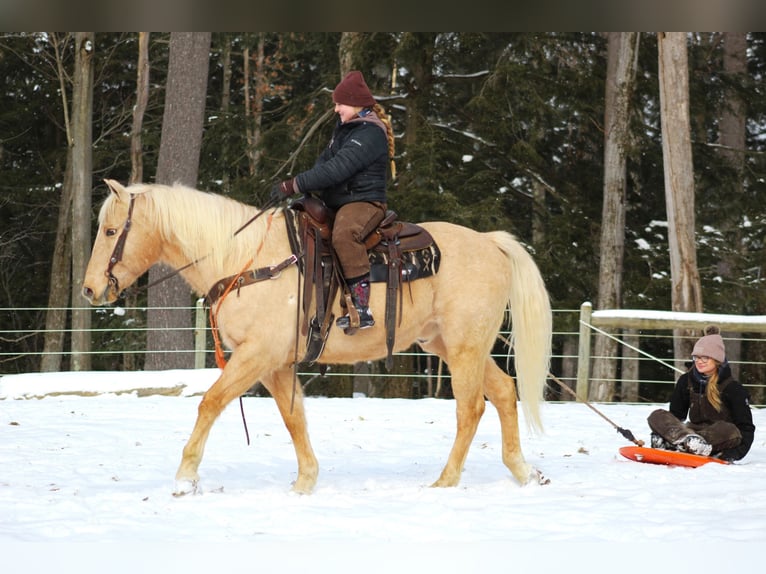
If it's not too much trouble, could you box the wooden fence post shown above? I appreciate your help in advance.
[194,298,206,369]
[576,301,593,401]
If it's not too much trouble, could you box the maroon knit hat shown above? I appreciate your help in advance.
[332,71,376,107]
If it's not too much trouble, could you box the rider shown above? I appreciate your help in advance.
[272,70,396,332]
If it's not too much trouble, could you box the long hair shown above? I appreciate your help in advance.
[706,361,723,411]
[701,325,724,412]
[372,102,396,179]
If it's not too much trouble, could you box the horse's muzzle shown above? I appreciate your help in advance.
[81,284,115,306]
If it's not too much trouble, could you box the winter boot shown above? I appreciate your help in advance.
[678,434,713,457]
[336,275,374,332]
[650,432,675,451]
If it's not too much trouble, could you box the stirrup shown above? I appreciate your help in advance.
[336,308,375,332]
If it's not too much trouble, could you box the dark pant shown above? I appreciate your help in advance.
[332,201,386,279]
[647,409,742,452]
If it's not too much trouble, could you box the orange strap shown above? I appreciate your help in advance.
[209,257,254,369]
[209,210,274,369]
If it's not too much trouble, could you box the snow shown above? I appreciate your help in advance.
[1,369,762,572]
[591,307,766,325]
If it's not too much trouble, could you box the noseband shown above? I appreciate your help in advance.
[105,193,136,294]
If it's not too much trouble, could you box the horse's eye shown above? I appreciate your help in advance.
[106,228,117,237]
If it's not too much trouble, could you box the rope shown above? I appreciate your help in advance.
[581,319,685,374]
[496,332,644,446]
[547,371,645,447]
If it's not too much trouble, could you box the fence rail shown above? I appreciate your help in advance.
[2,302,765,405]
[577,302,766,405]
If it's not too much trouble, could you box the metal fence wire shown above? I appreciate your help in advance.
[1,302,764,405]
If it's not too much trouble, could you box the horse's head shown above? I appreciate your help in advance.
[82,179,161,305]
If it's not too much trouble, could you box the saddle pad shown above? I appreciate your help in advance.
[369,244,441,283]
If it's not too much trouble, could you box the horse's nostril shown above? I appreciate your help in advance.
[82,286,93,299]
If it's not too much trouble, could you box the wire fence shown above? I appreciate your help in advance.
[2,303,764,405]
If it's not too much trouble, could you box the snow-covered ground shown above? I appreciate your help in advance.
[1,369,762,572]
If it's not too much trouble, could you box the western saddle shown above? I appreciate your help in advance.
[205,196,440,371]
[286,196,440,369]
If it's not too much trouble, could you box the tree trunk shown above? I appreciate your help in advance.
[720,32,757,397]
[220,35,232,190]
[389,33,438,397]
[145,32,211,370]
[658,32,703,365]
[121,31,151,371]
[590,32,639,401]
[332,32,367,397]
[40,161,73,372]
[338,32,365,75]
[41,33,75,373]
[69,32,95,372]
[129,33,150,186]
[719,32,747,380]
[244,35,266,177]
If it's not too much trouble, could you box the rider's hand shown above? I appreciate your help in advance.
[270,178,298,201]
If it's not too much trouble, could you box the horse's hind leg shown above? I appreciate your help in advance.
[431,352,486,487]
[482,358,536,485]
[259,367,318,494]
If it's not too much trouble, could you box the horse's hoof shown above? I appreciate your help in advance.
[533,468,551,485]
[173,478,199,497]
[291,478,316,495]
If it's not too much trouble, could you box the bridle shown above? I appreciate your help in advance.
[105,193,136,295]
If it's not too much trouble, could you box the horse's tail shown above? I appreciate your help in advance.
[490,232,552,433]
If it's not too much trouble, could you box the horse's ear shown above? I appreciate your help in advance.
[104,179,127,201]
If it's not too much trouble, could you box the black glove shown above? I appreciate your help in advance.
[270,178,298,201]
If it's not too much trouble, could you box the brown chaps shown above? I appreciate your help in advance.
[332,201,386,279]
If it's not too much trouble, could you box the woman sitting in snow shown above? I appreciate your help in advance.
[647,325,755,461]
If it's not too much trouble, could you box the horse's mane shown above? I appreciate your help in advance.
[101,183,272,277]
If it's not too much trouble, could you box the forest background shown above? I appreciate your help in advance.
[1,32,765,403]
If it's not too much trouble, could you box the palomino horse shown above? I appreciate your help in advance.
[82,179,553,495]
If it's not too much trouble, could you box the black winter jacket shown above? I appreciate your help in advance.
[669,361,755,461]
[294,113,388,210]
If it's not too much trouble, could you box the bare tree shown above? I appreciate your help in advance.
[41,33,94,372]
[219,35,233,190]
[718,33,759,398]
[69,32,95,372]
[129,32,150,186]
[589,33,640,402]
[40,160,73,372]
[145,32,211,370]
[118,31,151,371]
[244,34,267,176]
[41,33,75,373]
[658,32,703,364]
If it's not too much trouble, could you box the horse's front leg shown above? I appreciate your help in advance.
[260,367,319,494]
[173,352,264,496]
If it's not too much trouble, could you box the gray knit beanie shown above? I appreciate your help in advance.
[691,325,725,363]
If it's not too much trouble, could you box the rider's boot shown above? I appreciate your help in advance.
[336,274,374,332]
